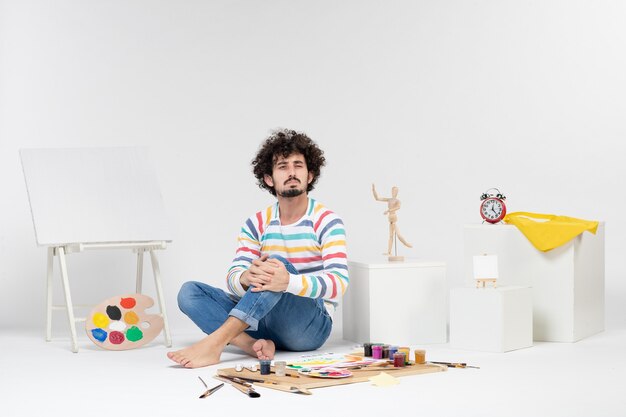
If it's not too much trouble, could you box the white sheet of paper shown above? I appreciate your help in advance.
[473,255,499,279]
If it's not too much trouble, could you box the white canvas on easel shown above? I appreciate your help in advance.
[473,254,499,288]
[20,147,173,352]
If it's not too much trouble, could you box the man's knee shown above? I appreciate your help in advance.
[177,281,201,313]
[267,254,297,274]
[268,254,288,264]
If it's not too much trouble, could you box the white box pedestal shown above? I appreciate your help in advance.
[450,286,533,352]
[464,223,605,342]
[342,260,447,345]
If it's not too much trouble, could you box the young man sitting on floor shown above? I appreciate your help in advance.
[167,128,349,368]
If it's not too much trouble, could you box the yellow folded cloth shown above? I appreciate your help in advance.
[503,212,599,252]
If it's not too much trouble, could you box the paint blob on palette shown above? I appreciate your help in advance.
[85,294,164,350]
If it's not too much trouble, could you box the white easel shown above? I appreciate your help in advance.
[21,147,173,352]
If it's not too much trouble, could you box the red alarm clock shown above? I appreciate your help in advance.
[480,188,506,224]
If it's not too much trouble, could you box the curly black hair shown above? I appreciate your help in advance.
[252,128,326,196]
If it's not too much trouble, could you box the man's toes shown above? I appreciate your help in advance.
[171,353,188,365]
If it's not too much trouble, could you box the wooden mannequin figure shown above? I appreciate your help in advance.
[372,184,412,261]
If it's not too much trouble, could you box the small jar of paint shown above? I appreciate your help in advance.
[398,347,410,364]
[363,342,373,357]
[372,345,383,359]
[382,345,390,359]
[414,349,426,364]
[274,360,287,377]
[393,352,406,368]
[260,359,271,375]
[388,345,398,359]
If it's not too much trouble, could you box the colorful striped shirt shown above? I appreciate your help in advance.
[226,198,349,317]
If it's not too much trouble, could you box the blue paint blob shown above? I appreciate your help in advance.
[91,328,108,342]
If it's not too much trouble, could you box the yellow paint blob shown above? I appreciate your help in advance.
[92,312,109,328]
[124,311,139,325]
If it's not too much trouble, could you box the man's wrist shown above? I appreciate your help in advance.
[240,270,250,289]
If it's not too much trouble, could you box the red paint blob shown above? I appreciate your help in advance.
[120,297,136,309]
[109,331,125,344]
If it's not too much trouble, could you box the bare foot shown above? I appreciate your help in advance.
[166,337,225,368]
[252,339,275,360]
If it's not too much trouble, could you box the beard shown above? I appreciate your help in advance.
[278,188,305,198]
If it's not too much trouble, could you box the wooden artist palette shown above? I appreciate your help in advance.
[86,293,163,350]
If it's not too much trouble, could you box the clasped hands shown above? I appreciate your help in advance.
[241,254,290,293]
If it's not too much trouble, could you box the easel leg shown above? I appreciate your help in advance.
[136,249,144,293]
[46,247,54,342]
[57,246,79,353]
[149,250,172,347]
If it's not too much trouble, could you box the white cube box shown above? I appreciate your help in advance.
[342,259,447,345]
[450,286,533,352]
[464,223,605,342]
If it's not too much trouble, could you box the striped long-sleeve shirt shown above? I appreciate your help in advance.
[226,198,348,317]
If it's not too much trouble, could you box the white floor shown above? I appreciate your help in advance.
[2,328,626,417]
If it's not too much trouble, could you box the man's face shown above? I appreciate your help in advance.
[264,152,313,198]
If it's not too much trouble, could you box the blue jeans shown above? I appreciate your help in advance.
[177,256,333,351]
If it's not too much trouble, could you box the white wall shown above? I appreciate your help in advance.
[1,0,625,336]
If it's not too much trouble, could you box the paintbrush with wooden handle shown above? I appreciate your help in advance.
[197,377,224,398]
[430,361,480,369]
[214,375,261,398]
[219,374,312,395]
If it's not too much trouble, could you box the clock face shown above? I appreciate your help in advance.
[480,198,505,223]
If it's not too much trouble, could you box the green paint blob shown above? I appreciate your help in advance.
[126,326,143,342]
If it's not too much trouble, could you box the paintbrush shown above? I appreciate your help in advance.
[257,382,312,395]
[430,361,480,369]
[214,375,261,398]
[198,377,224,398]
[219,374,312,395]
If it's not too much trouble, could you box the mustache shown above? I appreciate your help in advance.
[284,176,301,185]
